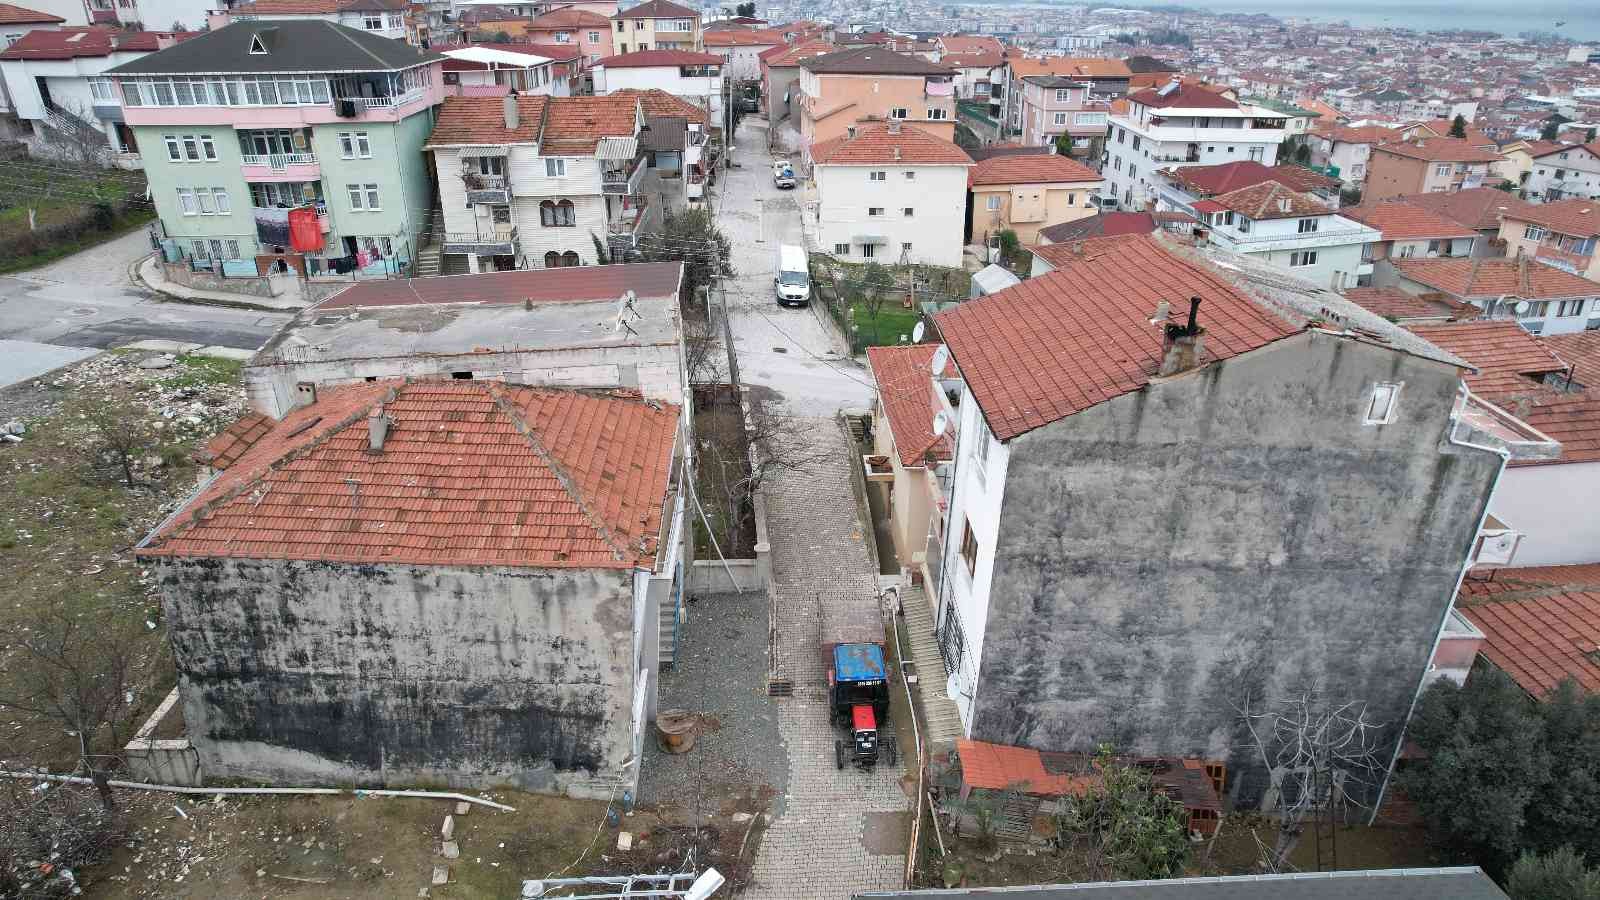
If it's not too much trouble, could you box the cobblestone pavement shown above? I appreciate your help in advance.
[745,419,910,900]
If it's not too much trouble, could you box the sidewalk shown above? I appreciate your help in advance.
[134,253,312,312]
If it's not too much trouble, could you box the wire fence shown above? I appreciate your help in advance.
[807,253,972,355]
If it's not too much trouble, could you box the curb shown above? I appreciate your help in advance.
[131,252,306,315]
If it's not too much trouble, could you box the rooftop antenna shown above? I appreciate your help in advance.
[613,290,639,336]
[929,344,950,377]
[932,409,950,437]
[912,320,926,343]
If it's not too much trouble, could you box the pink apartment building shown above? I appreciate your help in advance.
[796,46,955,155]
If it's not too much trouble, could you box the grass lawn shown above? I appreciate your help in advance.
[0,170,153,274]
[850,299,922,350]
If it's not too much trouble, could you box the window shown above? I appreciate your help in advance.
[545,158,566,177]
[554,30,571,42]
[1113,157,1122,172]
[901,242,912,253]
[1435,164,1451,177]
[176,188,197,215]
[1237,216,1250,233]
[196,189,214,214]
[347,183,364,210]
[339,131,371,159]
[861,243,877,259]
[89,77,117,102]
[1067,193,1076,206]
[588,30,600,41]
[200,136,216,160]
[1557,299,1585,317]
[362,184,379,210]
[960,520,978,576]
[903,207,914,217]
[540,199,576,226]
[1297,218,1319,234]
[1364,382,1401,425]
[928,107,947,120]
[870,170,885,181]
[1524,225,1546,241]
[474,155,505,175]
[2,32,22,47]
[363,14,382,29]
[1523,300,1550,319]
[868,207,884,217]
[904,171,915,181]
[182,135,200,160]
[834,242,850,255]
[1290,250,1318,267]
[164,134,180,161]
[1131,136,1140,151]
[387,12,402,27]
[1054,88,1070,102]
[1053,112,1067,126]
[1075,112,1105,126]
[1116,127,1125,143]
[890,107,908,119]
[213,188,231,213]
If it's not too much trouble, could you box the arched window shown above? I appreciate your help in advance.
[539,200,556,227]
[544,250,561,268]
[562,250,579,267]
[555,199,575,226]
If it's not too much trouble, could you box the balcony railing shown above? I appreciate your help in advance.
[1535,244,1593,275]
[602,156,646,194]
[241,152,317,171]
[334,90,424,110]
[609,195,648,235]
[442,225,518,256]
[463,173,510,204]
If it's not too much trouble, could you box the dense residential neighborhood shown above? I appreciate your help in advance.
[2,0,1600,898]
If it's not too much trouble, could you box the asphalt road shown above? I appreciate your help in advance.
[0,228,292,387]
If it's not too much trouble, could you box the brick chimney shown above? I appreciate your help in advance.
[367,405,391,452]
[1159,296,1206,377]
[503,94,519,131]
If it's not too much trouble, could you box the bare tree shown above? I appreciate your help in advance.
[70,388,157,488]
[1,779,125,897]
[1236,688,1387,872]
[0,603,141,812]
[694,393,833,552]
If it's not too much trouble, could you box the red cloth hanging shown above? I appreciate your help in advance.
[287,206,323,252]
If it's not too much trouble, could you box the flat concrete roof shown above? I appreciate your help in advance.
[314,262,683,311]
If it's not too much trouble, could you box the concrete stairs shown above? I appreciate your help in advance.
[413,200,448,278]
[898,583,964,749]
[658,594,679,672]
[414,244,442,277]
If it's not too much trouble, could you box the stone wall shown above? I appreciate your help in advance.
[969,332,1502,807]
[161,261,278,298]
[154,557,641,798]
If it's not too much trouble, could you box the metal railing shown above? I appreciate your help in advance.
[335,90,424,109]
[442,225,518,245]
[240,152,317,170]
[462,173,507,190]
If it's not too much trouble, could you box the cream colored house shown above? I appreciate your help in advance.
[1496,198,1600,282]
[796,46,956,150]
[966,152,1102,245]
[865,344,954,586]
[611,0,701,53]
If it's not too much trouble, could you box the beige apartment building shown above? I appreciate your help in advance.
[797,47,955,152]
[967,152,1103,245]
[1364,137,1502,201]
[611,0,701,53]
[1497,198,1600,281]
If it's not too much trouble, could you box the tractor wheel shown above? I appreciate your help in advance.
[835,740,846,770]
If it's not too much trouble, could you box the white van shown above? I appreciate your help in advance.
[774,244,810,306]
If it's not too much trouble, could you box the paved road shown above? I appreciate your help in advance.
[0,228,291,386]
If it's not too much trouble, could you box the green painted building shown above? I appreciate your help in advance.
[109,20,444,274]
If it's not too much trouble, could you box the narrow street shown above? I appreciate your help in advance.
[712,116,909,900]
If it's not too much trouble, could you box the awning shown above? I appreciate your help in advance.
[456,144,509,156]
[596,137,639,159]
[852,233,888,244]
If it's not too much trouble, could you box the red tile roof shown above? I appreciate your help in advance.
[968,153,1102,187]
[139,381,680,569]
[1373,137,1501,163]
[199,413,273,469]
[1517,393,1600,466]
[957,740,1099,797]
[1036,211,1156,243]
[530,7,609,27]
[613,0,696,18]
[542,94,640,152]
[1542,331,1600,383]
[607,87,707,124]
[1128,81,1238,110]
[0,2,64,23]
[810,121,971,167]
[427,94,549,145]
[1462,592,1600,696]
[1342,201,1480,241]
[1406,319,1568,397]
[936,35,1003,55]
[598,48,722,68]
[317,261,682,310]
[1313,123,1399,145]
[761,38,832,68]
[1342,287,1473,322]
[1530,140,1600,161]
[1463,563,1600,599]
[1211,181,1326,220]
[703,29,783,47]
[1007,55,1130,80]
[1392,188,1543,232]
[935,234,1298,441]
[1164,161,1337,197]
[0,26,193,59]
[1393,257,1600,300]
[1504,198,1600,238]
[865,345,953,468]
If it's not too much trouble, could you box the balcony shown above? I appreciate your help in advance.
[463,173,510,205]
[602,155,646,194]
[1535,243,1593,275]
[608,194,649,238]
[240,152,320,181]
[442,225,518,256]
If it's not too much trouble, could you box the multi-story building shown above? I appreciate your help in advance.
[811,120,971,267]
[1305,122,1395,188]
[1384,256,1600,335]
[611,87,711,209]
[213,0,417,44]
[702,28,782,82]
[425,93,655,273]
[931,34,1002,102]
[1391,186,1543,256]
[1013,75,1108,153]
[1523,142,1600,203]
[1342,200,1479,286]
[85,0,211,30]
[797,47,955,152]
[925,231,1547,807]
[1000,57,1129,140]
[1183,181,1379,291]
[1364,137,1502,202]
[525,7,613,70]
[1149,160,1342,215]
[1498,199,1600,281]
[0,3,65,51]
[442,45,578,98]
[593,49,722,124]
[0,25,187,166]
[758,37,830,129]
[110,20,443,272]
[1102,81,1287,211]
[611,0,700,53]
[966,152,1101,246]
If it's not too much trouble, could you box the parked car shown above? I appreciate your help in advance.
[773,159,796,189]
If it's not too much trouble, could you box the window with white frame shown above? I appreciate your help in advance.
[986,195,1001,210]
[363,183,380,209]
[1054,88,1070,102]
[363,14,383,29]
[339,131,371,159]
[545,158,566,176]
[1524,225,1545,240]
[588,30,600,41]
[1290,250,1318,267]
[834,242,849,255]
[1557,298,1586,317]
[387,12,402,26]
[554,31,571,42]
[1075,112,1105,126]
[176,188,197,215]
[1434,164,1451,176]
[901,241,912,253]
[1053,112,1067,126]
[347,183,380,210]
[890,107,908,119]
[928,107,947,120]
[121,75,330,107]
[870,171,885,181]
[164,134,181,161]
[88,77,117,103]
[1364,382,1401,425]
[868,207,884,216]
[861,243,877,258]
[1297,218,1319,234]
[2,32,22,47]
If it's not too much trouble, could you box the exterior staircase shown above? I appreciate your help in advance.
[658,591,680,671]
[899,583,965,749]
[414,244,442,277]
[413,200,448,278]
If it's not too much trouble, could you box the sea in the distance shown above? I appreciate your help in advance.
[1171,0,1600,43]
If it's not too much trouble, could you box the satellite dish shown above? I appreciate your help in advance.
[912,321,926,343]
[930,344,950,376]
[932,409,950,437]
[1513,299,1530,315]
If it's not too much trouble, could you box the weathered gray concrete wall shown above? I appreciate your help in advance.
[156,557,639,798]
[970,331,1501,807]
[162,262,278,298]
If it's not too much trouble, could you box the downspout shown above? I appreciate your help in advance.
[1367,384,1509,823]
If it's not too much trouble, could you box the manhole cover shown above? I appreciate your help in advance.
[68,306,97,317]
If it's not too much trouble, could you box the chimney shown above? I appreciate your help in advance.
[1159,296,1206,377]
[887,118,901,134]
[367,405,391,452]
[503,94,519,131]
[893,145,901,161]
[294,381,317,409]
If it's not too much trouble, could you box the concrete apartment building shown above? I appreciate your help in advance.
[1382,257,1600,336]
[212,0,417,45]
[1497,198,1600,281]
[1102,81,1287,211]
[1523,141,1600,203]
[1393,187,1543,257]
[812,120,971,267]
[758,38,829,129]
[1306,122,1395,187]
[137,378,686,799]
[1342,201,1479,286]
[0,2,64,53]
[1013,75,1110,152]
[966,152,1101,246]
[1363,137,1502,202]
[703,27,782,81]
[441,45,579,99]
[592,48,722,124]
[865,343,955,576]
[526,7,614,69]
[1000,56,1130,140]
[109,20,443,273]
[0,25,186,167]
[796,47,956,152]
[925,232,1550,807]
[932,34,1002,104]
[1168,181,1378,291]
[611,0,700,53]
[424,93,654,273]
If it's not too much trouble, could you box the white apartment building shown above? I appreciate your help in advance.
[1102,80,1287,210]
[1189,182,1378,292]
[592,49,722,124]
[218,0,412,42]
[811,120,972,268]
[424,93,656,273]
[1524,142,1600,202]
